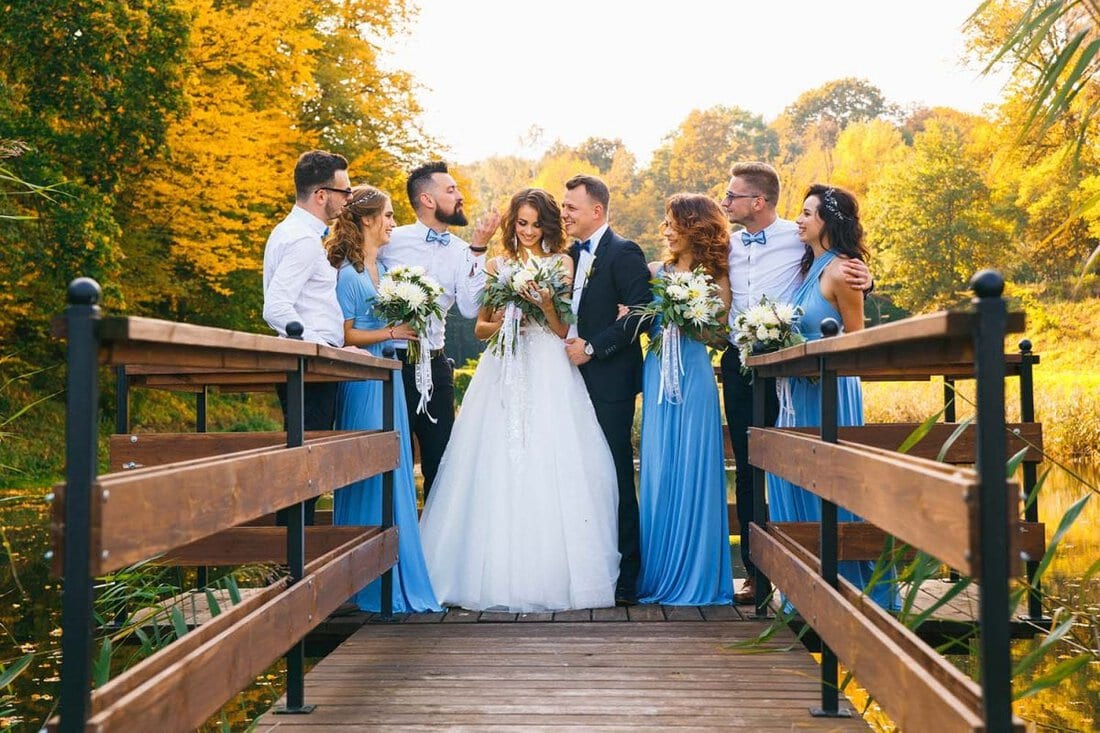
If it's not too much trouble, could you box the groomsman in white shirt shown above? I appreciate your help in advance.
[380,161,499,498]
[262,149,352,523]
[718,161,870,603]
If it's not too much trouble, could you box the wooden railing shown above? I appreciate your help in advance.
[49,277,403,732]
[745,271,1032,732]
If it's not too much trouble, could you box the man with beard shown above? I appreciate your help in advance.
[380,161,499,498]
[263,149,351,524]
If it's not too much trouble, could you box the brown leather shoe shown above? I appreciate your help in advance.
[733,579,756,605]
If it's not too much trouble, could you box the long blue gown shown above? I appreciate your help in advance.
[636,269,734,606]
[334,260,441,613]
[767,250,898,610]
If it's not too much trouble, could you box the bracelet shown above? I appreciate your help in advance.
[388,327,394,339]
[469,245,488,253]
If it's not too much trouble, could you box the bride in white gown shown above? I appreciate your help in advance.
[419,188,620,612]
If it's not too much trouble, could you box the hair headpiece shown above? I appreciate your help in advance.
[821,188,846,221]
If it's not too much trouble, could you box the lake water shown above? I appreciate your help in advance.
[1,462,1096,731]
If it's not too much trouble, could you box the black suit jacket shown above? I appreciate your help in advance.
[570,227,652,402]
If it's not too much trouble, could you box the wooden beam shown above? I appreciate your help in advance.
[748,428,1019,576]
[772,521,1044,565]
[108,431,345,472]
[158,526,371,565]
[786,423,1044,463]
[749,523,1027,732]
[47,526,397,733]
[52,431,399,575]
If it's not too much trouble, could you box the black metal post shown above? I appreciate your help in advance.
[380,372,396,620]
[59,278,102,733]
[195,385,210,589]
[812,318,849,718]
[114,366,129,435]
[1018,339,1044,622]
[276,322,314,715]
[751,371,771,617]
[971,271,1012,732]
[943,377,956,423]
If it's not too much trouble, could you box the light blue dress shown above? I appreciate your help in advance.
[767,250,898,610]
[334,260,441,613]
[636,268,734,606]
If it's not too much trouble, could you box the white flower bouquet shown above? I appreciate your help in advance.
[630,266,728,404]
[732,295,805,374]
[373,265,445,363]
[481,257,573,354]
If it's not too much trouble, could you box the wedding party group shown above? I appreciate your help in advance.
[261,149,899,615]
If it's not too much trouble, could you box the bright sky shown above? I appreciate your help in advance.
[387,0,1010,166]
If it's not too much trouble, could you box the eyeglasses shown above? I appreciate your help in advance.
[723,191,761,202]
[316,186,353,197]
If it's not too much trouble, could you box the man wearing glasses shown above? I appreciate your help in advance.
[262,149,352,523]
[719,161,870,604]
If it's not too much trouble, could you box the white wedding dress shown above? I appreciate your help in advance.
[419,319,620,612]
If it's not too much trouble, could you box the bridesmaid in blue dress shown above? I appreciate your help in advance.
[767,184,898,610]
[636,193,734,606]
[324,185,440,613]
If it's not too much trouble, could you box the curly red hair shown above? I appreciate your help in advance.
[663,193,730,280]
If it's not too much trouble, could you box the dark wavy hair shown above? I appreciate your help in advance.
[500,188,565,256]
[800,183,868,274]
[324,184,389,271]
[663,193,730,280]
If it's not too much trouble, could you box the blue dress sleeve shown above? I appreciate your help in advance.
[335,265,364,322]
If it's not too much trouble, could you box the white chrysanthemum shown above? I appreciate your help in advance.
[766,327,781,340]
[755,325,770,342]
[376,279,399,300]
[395,281,427,309]
[685,301,711,323]
[666,284,689,301]
[773,302,798,323]
[409,265,426,277]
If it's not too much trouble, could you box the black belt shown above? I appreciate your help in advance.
[397,347,446,359]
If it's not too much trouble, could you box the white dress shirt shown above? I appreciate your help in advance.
[379,220,487,351]
[726,217,807,344]
[567,222,609,339]
[262,205,344,347]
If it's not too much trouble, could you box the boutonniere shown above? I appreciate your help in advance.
[584,259,597,281]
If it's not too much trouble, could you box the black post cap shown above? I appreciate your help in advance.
[820,317,840,337]
[67,277,102,305]
[382,346,396,359]
[969,269,1005,298]
[1019,339,1032,353]
[286,321,304,340]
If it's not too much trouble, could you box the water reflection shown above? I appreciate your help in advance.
[1,461,1097,731]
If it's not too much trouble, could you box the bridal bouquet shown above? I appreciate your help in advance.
[373,265,445,419]
[732,295,805,375]
[630,267,728,404]
[481,256,573,355]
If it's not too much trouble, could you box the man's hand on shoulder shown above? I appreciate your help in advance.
[839,258,872,292]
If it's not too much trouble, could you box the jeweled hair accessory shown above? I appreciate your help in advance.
[346,188,385,210]
[821,188,847,221]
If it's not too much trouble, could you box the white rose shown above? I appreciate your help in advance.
[767,327,781,340]
[755,325,770,341]
[512,270,535,291]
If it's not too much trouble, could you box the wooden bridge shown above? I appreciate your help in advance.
[48,272,1040,731]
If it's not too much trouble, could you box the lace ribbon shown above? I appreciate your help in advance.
[499,302,527,465]
[658,323,684,405]
[776,377,795,423]
[413,332,437,424]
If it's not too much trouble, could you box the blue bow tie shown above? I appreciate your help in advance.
[425,229,451,246]
[574,239,591,253]
[741,230,766,246]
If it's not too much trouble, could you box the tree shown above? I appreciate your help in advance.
[647,106,777,199]
[865,115,1008,311]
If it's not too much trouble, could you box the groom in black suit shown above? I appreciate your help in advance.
[562,174,652,604]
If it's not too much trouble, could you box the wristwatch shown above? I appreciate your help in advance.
[583,341,595,357]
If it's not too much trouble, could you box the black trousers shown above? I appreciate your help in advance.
[719,347,778,576]
[591,396,641,600]
[275,381,338,525]
[399,351,455,501]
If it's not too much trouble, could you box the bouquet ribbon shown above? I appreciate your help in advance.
[499,302,527,464]
[413,331,436,424]
[658,322,685,405]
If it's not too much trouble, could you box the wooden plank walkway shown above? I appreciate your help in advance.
[252,608,870,731]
